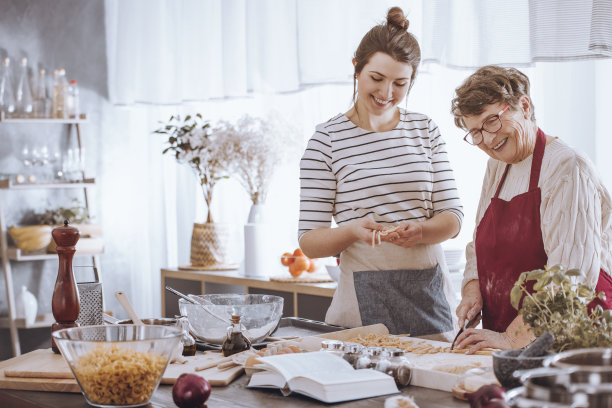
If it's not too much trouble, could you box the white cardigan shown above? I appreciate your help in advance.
[463,138,612,289]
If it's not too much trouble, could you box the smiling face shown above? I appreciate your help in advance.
[355,52,413,117]
[462,96,537,164]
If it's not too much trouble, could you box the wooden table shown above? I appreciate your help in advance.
[161,268,336,321]
[0,374,468,407]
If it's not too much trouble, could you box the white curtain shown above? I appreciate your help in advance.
[422,0,612,68]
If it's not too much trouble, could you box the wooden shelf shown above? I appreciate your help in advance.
[7,247,104,261]
[0,178,95,189]
[0,112,87,123]
[0,313,54,329]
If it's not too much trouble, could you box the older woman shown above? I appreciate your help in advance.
[451,65,612,352]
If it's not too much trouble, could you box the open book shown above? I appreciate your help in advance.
[247,351,399,403]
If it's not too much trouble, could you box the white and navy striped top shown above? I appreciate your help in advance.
[298,109,463,241]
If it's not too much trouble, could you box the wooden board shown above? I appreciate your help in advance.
[0,349,243,393]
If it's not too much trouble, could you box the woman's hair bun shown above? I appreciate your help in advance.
[387,6,409,30]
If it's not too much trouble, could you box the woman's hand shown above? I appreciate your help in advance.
[453,329,512,354]
[347,217,387,244]
[387,221,423,248]
[456,280,483,328]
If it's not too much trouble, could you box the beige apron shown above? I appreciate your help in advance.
[325,241,458,342]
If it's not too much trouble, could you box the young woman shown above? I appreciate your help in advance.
[298,7,463,341]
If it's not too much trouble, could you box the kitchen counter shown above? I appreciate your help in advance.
[0,374,468,407]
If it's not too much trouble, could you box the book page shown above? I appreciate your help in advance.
[258,351,353,381]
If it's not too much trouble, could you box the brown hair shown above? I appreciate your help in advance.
[352,7,421,102]
[451,65,536,129]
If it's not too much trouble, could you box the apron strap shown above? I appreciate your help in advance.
[529,128,547,191]
[494,164,511,198]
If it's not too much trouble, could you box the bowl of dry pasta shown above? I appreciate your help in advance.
[52,324,182,407]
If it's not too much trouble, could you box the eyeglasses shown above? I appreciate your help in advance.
[463,104,510,146]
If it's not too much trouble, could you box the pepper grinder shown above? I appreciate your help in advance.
[51,220,80,353]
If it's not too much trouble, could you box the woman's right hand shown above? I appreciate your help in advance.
[456,280,483,328]
[348,217,387,243]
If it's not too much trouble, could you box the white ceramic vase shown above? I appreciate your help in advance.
[244,204,270,277]
[15,285,37,325]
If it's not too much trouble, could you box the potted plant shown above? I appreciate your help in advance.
[511,264,612,352]
[154,114,234,268]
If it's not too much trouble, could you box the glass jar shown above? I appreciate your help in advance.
[385,348,413,387]
[354,348,372,370]
[342,343,365,367]
[374,348,393,373]
[366,347,384,369]
[320,339,344,357]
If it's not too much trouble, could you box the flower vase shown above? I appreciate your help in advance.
[244,204,270,277]
[190,222,236,269]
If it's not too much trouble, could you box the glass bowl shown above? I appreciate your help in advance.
[179,294,284,344]
[52,324,182,407]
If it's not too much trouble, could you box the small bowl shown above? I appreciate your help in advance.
[493,349,551,390]
[179,294,283,344]
[53,324,182,407]
[325,265,341,282]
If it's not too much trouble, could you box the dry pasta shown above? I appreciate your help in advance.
[347,333,497,356]
[371,226,401,248]
[73,344,167,405]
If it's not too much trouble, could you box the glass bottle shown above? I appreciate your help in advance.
[33,69,51,118]
[221,314,251,357]
[177,316,196,356]
[66,79,79,119]
[354,348,372,370]
[15,57,33,117]
[52,68,68,118]
[0,57,16,117]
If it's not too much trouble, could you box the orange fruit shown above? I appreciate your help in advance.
[292,256,309,273]
[293,248,304,257]
[307,258,317,273]
[288,262,303,278]
[280,252,293,266]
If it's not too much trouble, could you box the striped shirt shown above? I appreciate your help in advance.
[299,109,463,240]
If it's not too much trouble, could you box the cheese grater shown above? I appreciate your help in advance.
[75,266,103,326]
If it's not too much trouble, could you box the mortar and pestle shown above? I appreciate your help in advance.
[492,332,555,389]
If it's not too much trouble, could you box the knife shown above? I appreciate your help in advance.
[450,312,481,350]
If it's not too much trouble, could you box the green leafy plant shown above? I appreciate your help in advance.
[511,264,612,352]
[36,199,90,225]
[154,114,232,223]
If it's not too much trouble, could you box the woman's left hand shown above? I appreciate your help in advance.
[388,221,423,248]
[453,328,512,354]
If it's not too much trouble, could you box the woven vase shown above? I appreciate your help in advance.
[190,223,232,267]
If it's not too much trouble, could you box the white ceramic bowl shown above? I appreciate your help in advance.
[179,294,284,344]
[325,265,341,282]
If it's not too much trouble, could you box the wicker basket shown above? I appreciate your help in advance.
[190,222,233,267]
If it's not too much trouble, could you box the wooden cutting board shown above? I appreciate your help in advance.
[0,349,243,393]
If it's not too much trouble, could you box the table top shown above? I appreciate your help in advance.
[0,374,468,408]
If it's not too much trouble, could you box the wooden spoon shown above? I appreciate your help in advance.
[114,291,144,325]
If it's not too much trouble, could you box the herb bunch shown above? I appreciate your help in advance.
[511,264,612,352]
[37,199,90,225]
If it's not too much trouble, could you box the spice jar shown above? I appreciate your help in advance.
[355,349,371,369]
[342,343,365,367]
[320,339,344,357]
[366,347,384,369]
[374,348,393,373]
[222,314,251,357]
[385,348,413,387]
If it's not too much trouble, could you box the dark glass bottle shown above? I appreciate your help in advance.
[221,314,251,357]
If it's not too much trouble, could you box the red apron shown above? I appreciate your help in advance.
[475,129,612,332]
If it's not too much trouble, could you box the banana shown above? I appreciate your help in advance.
[9,225,53,251]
